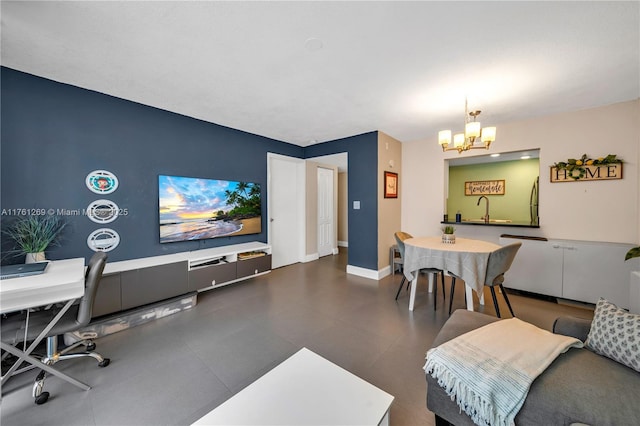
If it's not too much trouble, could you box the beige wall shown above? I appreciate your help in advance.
[402,99,640,245]
[338,172,348,244]
[305,161,339,257]
[378,131,403,270]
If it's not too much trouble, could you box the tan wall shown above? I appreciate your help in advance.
[338,172,348,244]
[305,161,339,257]
[378,131,403,270]
[402,99,640,245]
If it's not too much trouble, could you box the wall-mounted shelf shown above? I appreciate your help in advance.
[94,242,271,318]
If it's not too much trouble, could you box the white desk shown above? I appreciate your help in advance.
[192,348,394,426]
[1,258,89,392]
[404,237,500,311]
[1,258,85,314]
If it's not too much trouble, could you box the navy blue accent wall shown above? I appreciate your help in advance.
[1,67,303,263]
[304,133,378,270]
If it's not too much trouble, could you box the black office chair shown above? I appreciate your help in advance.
[448,243,522,317]
[1,252,110,404]
[394,231,446,310]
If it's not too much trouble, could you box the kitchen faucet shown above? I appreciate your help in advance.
[477,196,489,223]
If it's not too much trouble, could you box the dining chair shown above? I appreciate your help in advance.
[394,231,446,310]
[389,244,402,276]
[448,242,522,317]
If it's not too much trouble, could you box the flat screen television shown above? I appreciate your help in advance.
[158,174,261,244]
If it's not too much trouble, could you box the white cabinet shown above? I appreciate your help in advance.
[560,240,633,308]
[500,238,563,297]
[500,236,639,309]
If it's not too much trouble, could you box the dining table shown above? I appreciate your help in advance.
[403,236,501,311]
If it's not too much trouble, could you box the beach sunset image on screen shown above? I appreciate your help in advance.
[158,175,261,243]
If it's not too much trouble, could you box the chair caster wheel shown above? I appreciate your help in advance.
[86,343,96,351]
[35,392,49,405]
[98,358,110,367]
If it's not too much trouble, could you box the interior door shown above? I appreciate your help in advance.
[268,153,304,269]
[317,167,334,257]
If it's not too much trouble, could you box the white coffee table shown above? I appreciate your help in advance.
[192,347,394,425]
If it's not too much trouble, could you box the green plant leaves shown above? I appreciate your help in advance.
[554,153,622,170]
[2,215,66,254]
[441,225,455,234]
[625,247,640,261]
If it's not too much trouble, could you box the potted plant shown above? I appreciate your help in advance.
[2,215,66,263]
[441,225,456,244]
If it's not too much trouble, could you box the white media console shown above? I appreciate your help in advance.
[94,242,271,317]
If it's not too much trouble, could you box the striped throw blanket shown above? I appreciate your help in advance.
[424,318,583,426]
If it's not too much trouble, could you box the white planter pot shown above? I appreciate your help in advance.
[442,234,456,244]
[25,252,46,263]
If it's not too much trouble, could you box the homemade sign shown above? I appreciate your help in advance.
[464,180,505,196]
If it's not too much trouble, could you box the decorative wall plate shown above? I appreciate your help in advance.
[86,199,120,224]
[86,170,119,194]
[87,228,120,252]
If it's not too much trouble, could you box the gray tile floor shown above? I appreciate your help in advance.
[1,249,594,426]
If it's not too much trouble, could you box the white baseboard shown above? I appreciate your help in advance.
[338,240,348,247]
[346,265,392,280]
[346,265,378,280]
[379,265,391,279]
[306,250,339,260]
[303,253,319,263]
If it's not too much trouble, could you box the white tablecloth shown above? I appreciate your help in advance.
[404,236,500,295]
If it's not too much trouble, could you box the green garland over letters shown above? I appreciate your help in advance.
[553,154,622,180]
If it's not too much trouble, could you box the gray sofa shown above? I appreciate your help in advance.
[426,310,640,426]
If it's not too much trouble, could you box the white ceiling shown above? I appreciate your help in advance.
[1,1,638,147]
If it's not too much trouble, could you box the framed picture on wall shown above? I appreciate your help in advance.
[384,171,398,198]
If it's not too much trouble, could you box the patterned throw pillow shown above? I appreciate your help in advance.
[585,298,640,372]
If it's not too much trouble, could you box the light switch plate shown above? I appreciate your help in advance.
[353,201,361,209]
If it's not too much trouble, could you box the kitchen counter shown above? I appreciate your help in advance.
[441,220,540,229]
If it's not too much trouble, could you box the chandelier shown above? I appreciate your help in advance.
[438,99,496,153]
